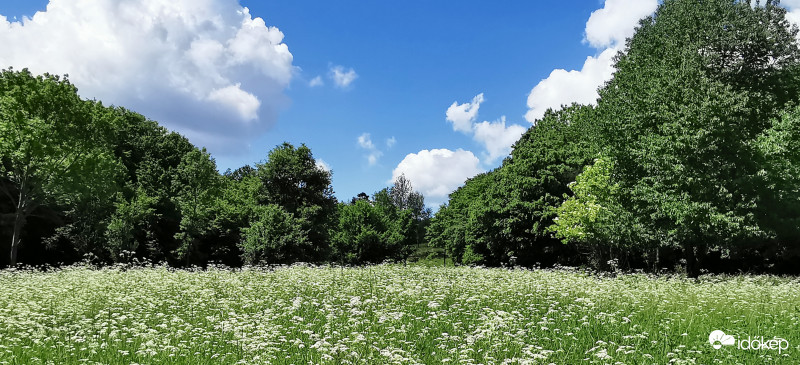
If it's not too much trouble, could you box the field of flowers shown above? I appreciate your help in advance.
[0,264,798,364]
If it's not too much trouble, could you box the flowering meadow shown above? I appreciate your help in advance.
[0,265,798,364]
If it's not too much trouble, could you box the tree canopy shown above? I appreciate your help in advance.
[4,0,800,274]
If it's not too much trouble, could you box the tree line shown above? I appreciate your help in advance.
[427,0,800,276]
[4,0,800,276]
[0,68,430,267]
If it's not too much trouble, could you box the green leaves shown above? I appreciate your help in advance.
[427,105,599,266]
[172,148,221,262]
[240,204,310,265]
[331,191,417,265]
[550,157,636,248]
[0,68,123,265]
[106,188,158,262]
[255,142,337,260]
[586,0,800,275]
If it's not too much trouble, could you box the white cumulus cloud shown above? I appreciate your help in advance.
[330,65,358,88]
[525,0,657,123]
[473,116,527,163]
[783,1,800,39]
[446,93,484,133]
[358,133,376,150]
[315,159,331,173]
[207,84,261,121]
[584,0,658,49]
[357,133,382,166]
[525,48,617,122]
[309,76,324,87]
[0,0,294,154]
[446,93,528,164]
[392,149,484,205]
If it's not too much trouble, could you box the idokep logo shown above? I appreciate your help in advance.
[709,330,790,354]
[709,330,735,349]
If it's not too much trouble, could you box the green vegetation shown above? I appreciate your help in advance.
[0,72,428,268]
[6,1,800,364]
[427,0,800,275]
[4,0,800,274]
[0,265,798,364]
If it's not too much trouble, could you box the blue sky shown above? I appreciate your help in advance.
[232,1,597,205]
[0,0,669,206]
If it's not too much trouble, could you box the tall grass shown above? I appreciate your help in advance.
[0,265,797,364]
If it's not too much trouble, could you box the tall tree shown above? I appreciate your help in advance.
[256,143,336,261]
[595,0,800,276]
[549,157,645,270]
[427,172,494,265]
[428,105,598,267]
[387,174,431,247]
[0,69,120,265]
[754,105,800,264]
[172,148,221,265]
[330,197,413,265]
[106,187,157,262]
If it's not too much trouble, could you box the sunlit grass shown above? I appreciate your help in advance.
[0,264,798,364]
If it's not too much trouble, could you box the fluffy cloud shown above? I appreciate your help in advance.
[357,133,382,166]
[525,48,616,122]
[392,149,483,205]
[330,65,358,88]
[473,116,527,163]
[784,2,800,38]
[207,84,261,121]
[315,159,331,173]
[357,133,375,150]
[525,0,658,123]
[309,76,324,87]
[386,136,397,148]
[0,0,294,153]
[446,93,527,164]
[446,93,484,133]
[584,0,658,49]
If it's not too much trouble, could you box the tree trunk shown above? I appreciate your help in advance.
[696,242,707,274]
[654,247,660,273]
[10,183,30,267]
[9,211,24,266]
[684,242,699,278]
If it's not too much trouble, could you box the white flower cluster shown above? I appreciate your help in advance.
[0,265,797,364]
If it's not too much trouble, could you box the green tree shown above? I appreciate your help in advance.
[374,187,417,260]
[330,197,413,265]
[754,105,800,258]
[255,143,336,261]
[595,0,800,276]
[428,105,598,267]
[105,107,197,263]
[389,174,431,247]
[388,174,430,219]
[207,171,262,266]
[550,157,645,269]
[172,148,221,265]
[487,106,598,266]
[0,69,120,265]
[239,204,310,265]
[427,172,494,265]
[106,187,157,262]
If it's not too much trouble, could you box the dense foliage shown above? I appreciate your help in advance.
[4,0,800,275]
[0,70,427,267]
[427,0,800,275]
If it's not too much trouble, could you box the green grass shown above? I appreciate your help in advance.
[0,265,798,364]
